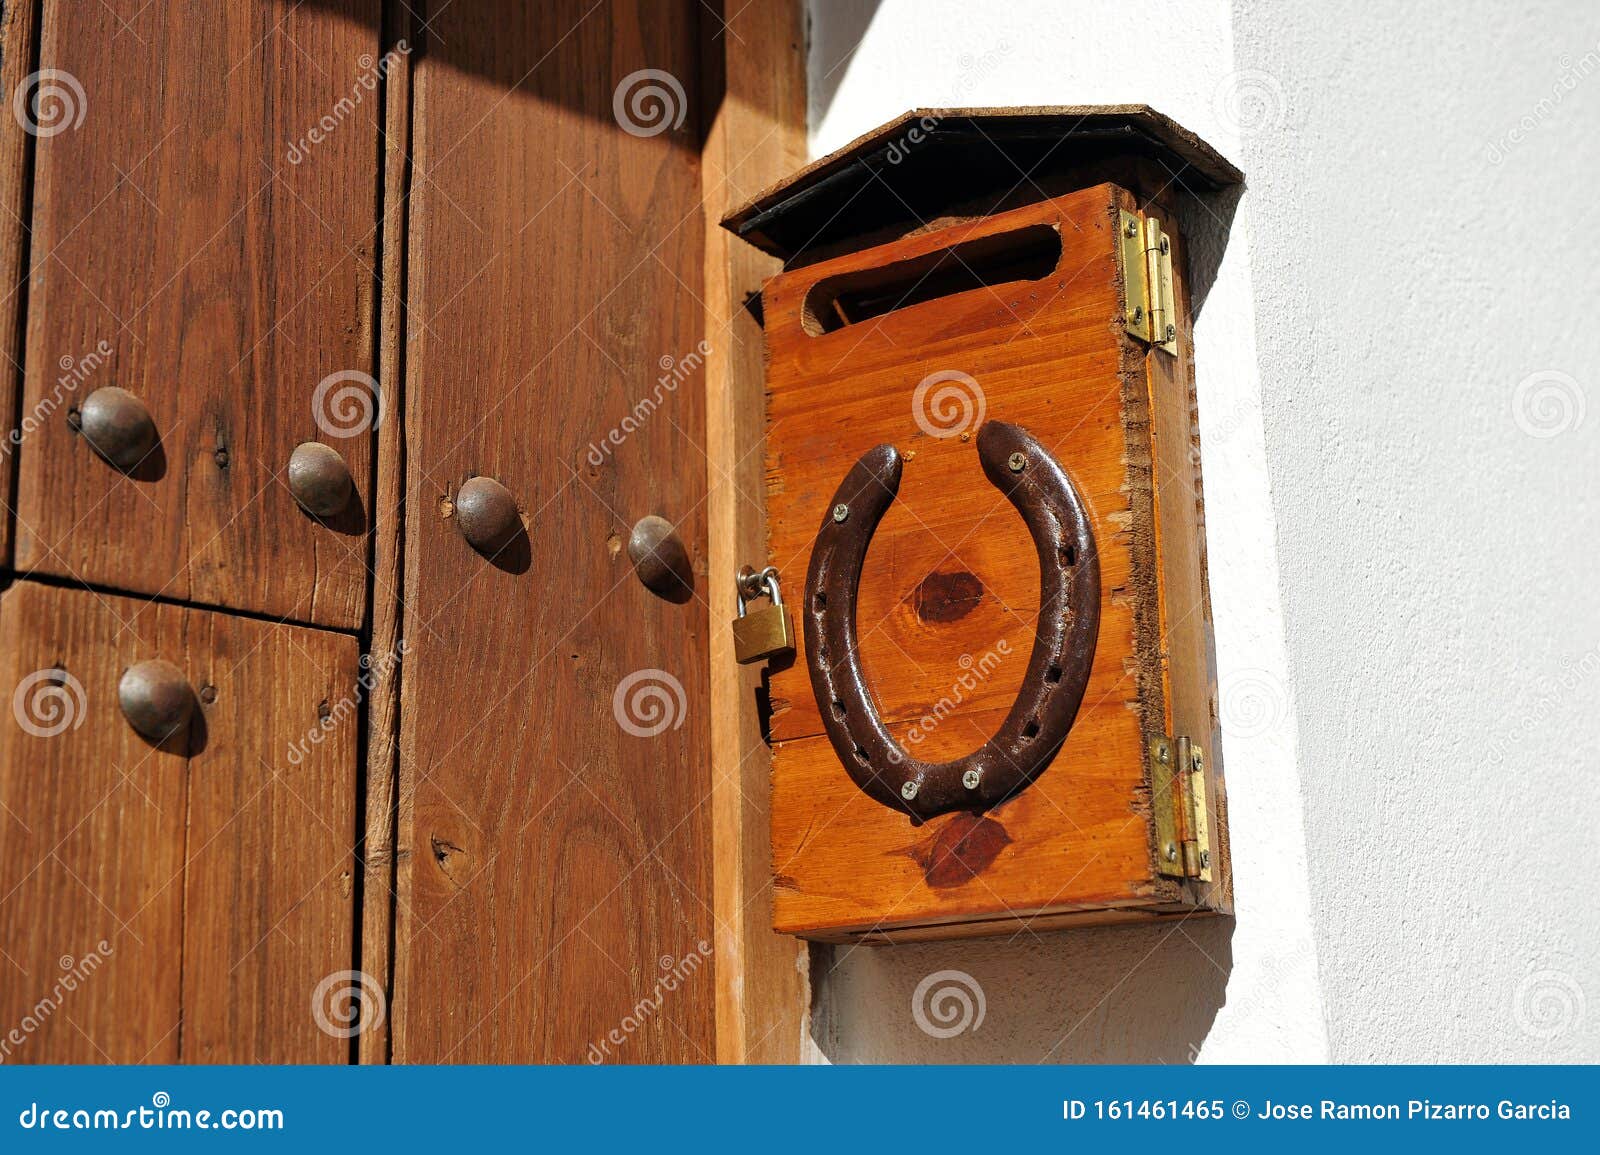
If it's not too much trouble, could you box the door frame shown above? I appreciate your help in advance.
[700,0,811,1064]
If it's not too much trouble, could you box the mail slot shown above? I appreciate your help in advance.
[722,107,1243,943]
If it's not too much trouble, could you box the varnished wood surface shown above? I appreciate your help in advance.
[357,0,415,1065]
[703,0,810,1063]
[764,190,1142,748]
[12,0,381,628]
[390,0,714,1063]
[761,186,1223,938]
[1132,186,1232,914]
[841,902,1206,946]
[0,582,357,1062]
[0,0,37,564]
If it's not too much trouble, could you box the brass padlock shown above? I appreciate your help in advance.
[733,566,795,665]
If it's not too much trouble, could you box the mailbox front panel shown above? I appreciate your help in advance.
[761,184,1228,941]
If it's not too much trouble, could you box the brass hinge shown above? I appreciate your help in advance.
[1117,209,1178,356]
[1149,735,1213,881]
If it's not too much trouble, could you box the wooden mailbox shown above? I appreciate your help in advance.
[724,107,1242,943]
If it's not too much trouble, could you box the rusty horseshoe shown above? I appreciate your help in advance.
[804,421,1100,822]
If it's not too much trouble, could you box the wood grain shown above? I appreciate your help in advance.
[0,583,184,1062]
[1129,185,1232,913]
[702,0,810,1064]
[12,0,381,628]
[0,0,38,565]
[760,185,1226,939]
[764,191,1142,748]
[357,0,415,1066]
[178,596,360,1062]
[390,0,714,1063]
[0,582,357,1062]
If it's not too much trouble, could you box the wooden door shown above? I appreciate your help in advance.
[0,583,358,1062]
[380,0,715,1064]
[0,0,799,1065]
[12,0,382,629]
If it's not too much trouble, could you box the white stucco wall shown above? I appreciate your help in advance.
[1230,0,1600,1061]
[804,0,1598,1064]
[804,0,1327,1064]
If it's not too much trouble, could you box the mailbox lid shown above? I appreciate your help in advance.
[721,104,1242,265]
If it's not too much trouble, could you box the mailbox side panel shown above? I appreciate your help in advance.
[1129,185,1233,917]
[762,186,1179,939]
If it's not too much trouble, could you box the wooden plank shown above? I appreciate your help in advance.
[702,0,810,1065]
[0,582,185,1062]
[390,0,714,1063]
[840,903,1207,945]
[763,191,1141,747]
[1128,184,1232,914]
[179,599,359,1063]
[760,187,1190,938]
[0,582,358,1062]
[357,0,415,1066]
[0,0,38,565]
[772,701,1152,936]
[12,0,382,628]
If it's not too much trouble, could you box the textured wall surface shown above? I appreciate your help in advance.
[1232,0,1600,1061]
[805,0,1327,1064]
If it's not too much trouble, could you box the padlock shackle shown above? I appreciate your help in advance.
[735,565,782,616]
[802,420,1101,822]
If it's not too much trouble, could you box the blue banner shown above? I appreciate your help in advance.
[1,1065,1592,1149]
